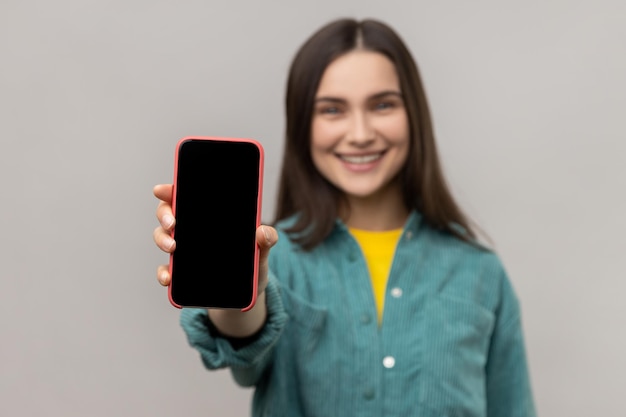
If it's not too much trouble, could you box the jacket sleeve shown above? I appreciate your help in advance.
[179,273,288,387]
[485,271,537,417]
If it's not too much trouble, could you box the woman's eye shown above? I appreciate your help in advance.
[319,106,341,115]
[374,101,394,111]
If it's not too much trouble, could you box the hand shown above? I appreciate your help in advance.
[152,184,278,293]
[153,184,176,286]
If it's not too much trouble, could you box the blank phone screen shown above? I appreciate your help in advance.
[170,138,261,309]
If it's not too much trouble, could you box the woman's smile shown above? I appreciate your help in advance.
[336,150,387,171]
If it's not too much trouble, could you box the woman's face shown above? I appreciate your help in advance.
[311,50,410,203]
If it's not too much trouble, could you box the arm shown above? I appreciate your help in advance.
[180,275,288,386]
[153,183,275,337]
[205,223,277,337]
[153,184,288,386]
[485,271,537,417]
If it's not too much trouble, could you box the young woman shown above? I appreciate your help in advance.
[153,18,536,417]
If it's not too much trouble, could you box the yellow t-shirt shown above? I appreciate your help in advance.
[349,227,403,323]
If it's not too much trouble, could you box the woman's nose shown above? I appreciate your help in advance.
[347,112,375,146]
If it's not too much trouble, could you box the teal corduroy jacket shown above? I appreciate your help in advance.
[180,212,536,417]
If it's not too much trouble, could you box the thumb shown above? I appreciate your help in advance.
[256,225,278,293]
[257,225,278,258]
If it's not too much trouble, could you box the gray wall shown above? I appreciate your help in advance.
[2,0,624,415]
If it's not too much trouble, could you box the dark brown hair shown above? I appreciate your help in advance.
[274,18,477,249]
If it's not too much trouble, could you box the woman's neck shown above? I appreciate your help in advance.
[340,185,409,231]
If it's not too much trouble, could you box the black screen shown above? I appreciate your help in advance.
[171,139,261,308]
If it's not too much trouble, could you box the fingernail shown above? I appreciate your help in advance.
[163,215,175,229]
[159,271,169,284]
[165,237,175,250]
[262,226,272,244]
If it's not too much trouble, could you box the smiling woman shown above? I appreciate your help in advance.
[310,51,410,228]
[153,17,536,417]
[275,19,477,250]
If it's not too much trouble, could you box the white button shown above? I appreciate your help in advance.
[383,356,395,369]
[405,231,413,240]
[390,287,403,298]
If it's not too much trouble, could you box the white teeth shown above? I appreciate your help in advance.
[340,153,383,164]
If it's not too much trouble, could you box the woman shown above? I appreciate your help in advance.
[153,18,536,417]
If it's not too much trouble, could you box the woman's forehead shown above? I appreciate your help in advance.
[315,51,401,99]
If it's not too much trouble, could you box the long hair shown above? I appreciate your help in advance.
[274,18,477,250]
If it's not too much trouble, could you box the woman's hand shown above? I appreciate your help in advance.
[152,184,278,291]
[152,184,277,336]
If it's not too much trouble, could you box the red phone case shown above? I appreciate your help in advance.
[168,136,264,312]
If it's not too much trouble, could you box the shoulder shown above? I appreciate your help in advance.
[416,221,515,312]
[420,220,497,266]
[446,221,493,253]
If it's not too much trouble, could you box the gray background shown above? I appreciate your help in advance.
[1,0,624,416]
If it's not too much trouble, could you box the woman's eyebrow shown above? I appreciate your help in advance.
[315,90,403,103]
[368,90,403,100]
[314,96,346,104]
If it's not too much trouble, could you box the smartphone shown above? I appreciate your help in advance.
[168,136,264,311]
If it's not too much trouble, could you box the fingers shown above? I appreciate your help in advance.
[155,225,276,292]
[157,264,170,286]
[153,184,173,204]
[154,184,174,288]
[153,226,176,253]
[156,200,176,232]
[154,184,175,232]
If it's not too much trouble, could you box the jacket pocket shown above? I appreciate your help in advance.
[270,289,337,416]
[281,288,329,359]
[419,295,495,415]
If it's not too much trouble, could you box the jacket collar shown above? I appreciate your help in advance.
[332,210,423,236]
